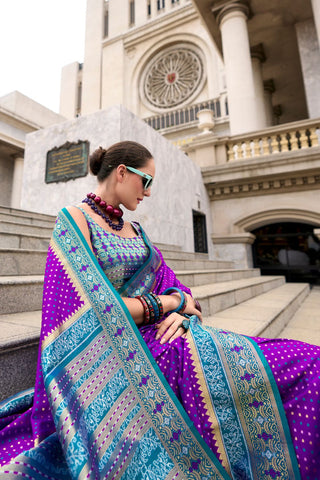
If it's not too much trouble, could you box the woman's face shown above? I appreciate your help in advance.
[120,157,155,211]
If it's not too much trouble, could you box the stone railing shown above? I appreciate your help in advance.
[144,95,227,131]
[227,119,320,161]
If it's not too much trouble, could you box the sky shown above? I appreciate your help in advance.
[0,0,87,113]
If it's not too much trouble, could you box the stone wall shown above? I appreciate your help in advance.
[22,105,214,255]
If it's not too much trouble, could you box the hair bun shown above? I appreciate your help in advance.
[90,146,105,176]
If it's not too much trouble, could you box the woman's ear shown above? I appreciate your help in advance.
[116,164,126,183]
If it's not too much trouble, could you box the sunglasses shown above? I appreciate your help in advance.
[125,166,153,190]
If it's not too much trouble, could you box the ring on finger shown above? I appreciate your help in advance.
[179,319,190,330]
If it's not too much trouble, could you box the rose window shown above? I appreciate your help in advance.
[142,46,204,109]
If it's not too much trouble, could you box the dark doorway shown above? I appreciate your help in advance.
[193,211,208,253]
[252,222,320,284]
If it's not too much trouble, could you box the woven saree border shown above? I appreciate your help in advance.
[188,322,301,480]
[48,208,230,480]
[244,335,301,479]
[117,222,161,297]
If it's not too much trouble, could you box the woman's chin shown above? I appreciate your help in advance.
[124,204,138,212]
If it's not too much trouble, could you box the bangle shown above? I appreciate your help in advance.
[136,294,162,325]
[194,299,202,313]
[144,294,156,324]
[149,293,164,318]
[136,295,150,324]
[162,287,186,313]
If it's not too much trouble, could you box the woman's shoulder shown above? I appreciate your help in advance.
[59,205,92,248]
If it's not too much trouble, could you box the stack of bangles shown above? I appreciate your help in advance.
[136,293,164,325]
[136,288,201,327]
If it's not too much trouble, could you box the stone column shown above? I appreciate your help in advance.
[311,0,320,49]
[214,1,260,135]
[10,154,24,209]
[263,79,275,127]
[251,44,268,128]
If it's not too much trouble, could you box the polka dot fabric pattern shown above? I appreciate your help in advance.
[257,337,320,479]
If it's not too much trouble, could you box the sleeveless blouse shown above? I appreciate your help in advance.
[79,208,149,290]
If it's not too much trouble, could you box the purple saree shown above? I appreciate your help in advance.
[0,207,319,479]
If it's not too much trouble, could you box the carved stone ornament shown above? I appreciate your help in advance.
[140,44,205,111]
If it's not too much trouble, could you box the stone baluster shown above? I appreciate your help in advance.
[270,134,280,153]
[280,134,289,152]
[252,138,261,157]
[289,131,299,150]
[261,137,269,155]
[310,126,320,146]
[300,129,310,148]
[227,144,235,161]
[244,140,251,157]
[236,143,243,159]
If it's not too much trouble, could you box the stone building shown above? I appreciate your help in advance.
[59,0,320,282]
[0,91,65,208]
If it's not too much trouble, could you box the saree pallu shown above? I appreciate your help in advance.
[0,208,307,479]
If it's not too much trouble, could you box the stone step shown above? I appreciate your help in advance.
[0,220,53,237]
[0,231,51,250]
[191,275,286,317]
[0,275,44,314]
[154,242,183,253]
[0,249,47,275]
[0,243,231,276]
[203,282,310,339]
[0,212,55,229]
[0,248,234,277]
[0,310,41,401]
[164,257,233,271]
[0,205,56,227]
[176,268,260,287]
[276,285,320,345]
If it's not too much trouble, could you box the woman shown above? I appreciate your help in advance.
[0,141,319,479]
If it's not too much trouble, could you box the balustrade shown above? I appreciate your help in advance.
[227,124,320,161]
[145,97,225,131]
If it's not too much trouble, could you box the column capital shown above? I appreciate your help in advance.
[10,152,24,161]
[250,43,266,63]
[273,104,282,119]
[211,0,251,26]
[264,79,275,94]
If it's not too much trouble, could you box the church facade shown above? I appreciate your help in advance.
[59,0,320,280]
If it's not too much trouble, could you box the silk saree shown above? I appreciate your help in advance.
[0,207,317,479]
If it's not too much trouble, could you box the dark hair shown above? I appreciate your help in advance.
[89,141,153,181]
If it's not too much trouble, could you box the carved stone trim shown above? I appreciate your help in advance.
[207,172,320,199]
[212,0,251,25]
[211,233,255,244]
[234,208,320,233]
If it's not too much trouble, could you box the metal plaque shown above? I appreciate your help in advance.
[45,140,89,183]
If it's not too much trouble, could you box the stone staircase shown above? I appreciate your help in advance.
[0,206,319,402]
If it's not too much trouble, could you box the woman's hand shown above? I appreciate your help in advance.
[155,312,188,344]
[181,293,202,322]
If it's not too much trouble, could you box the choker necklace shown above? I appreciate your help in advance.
[82,193,124,231]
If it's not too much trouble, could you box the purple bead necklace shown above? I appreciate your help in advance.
[82,193,124,231]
